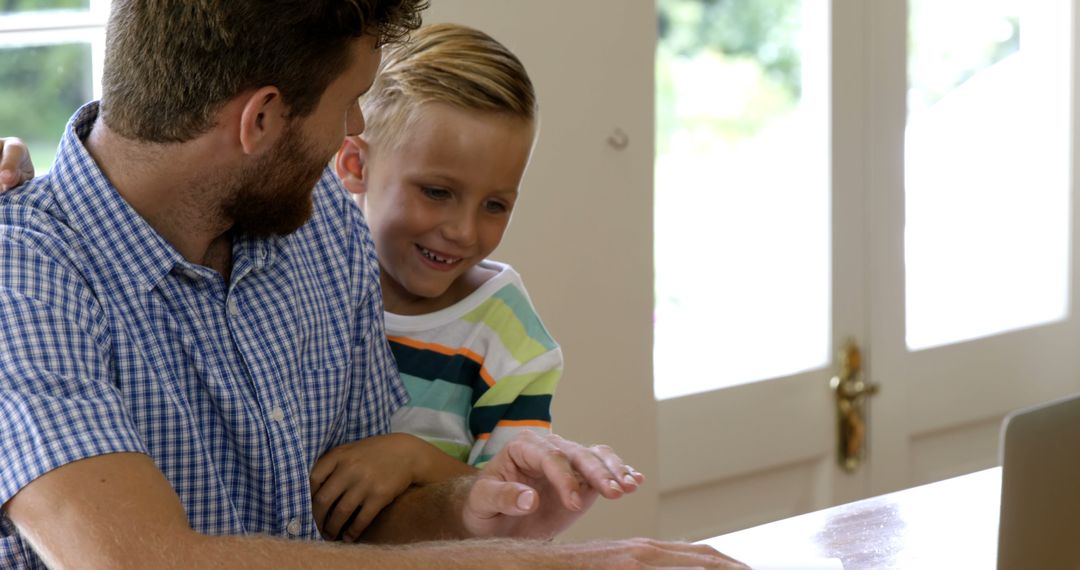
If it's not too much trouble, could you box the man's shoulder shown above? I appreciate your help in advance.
[308,167,364,229]
[0,176,79,260]
[0,175,61,221]
[291,166,375,270]
[0,176,105,328]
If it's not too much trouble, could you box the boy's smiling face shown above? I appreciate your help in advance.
[357,103,536,315]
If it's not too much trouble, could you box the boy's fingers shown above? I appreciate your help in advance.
[341,495,393,542]
[505,433,583,511]
[539,447,589,510]
[621,463,646,486]
[589,444,643,494]
[559,442,628,499]
[309,456,338,494]
[311,472,349,534]
[467,477,538,519]
[0,137,35,192]
[0,139,12,169]
[323,486,367,541]
[0,166,15,192]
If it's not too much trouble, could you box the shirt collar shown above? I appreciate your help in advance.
[51,102,185,290]
[50,102,289,289]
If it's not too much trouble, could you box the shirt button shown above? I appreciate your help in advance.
[286,518,301,536]
[269,407,285,423]
[227,297,239,315]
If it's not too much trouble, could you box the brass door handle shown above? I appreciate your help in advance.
[829,338,880,472]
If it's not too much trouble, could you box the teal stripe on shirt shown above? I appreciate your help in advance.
[492,285,557,351]
[400,373,473,414]
[390,340,490,403]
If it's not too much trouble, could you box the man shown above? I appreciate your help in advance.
[0,1,744,568]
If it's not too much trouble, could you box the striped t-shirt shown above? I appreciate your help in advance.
[387,261,562,467]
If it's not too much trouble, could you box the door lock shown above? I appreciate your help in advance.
[829,338,879,472]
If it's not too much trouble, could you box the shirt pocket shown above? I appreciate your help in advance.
[298,365,351,461]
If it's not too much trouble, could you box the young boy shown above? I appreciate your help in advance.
[0,23,645,544]
[353,23,557,466]
[313,22,643,542]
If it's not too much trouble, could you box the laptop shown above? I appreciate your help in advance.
[997,391,1080,570]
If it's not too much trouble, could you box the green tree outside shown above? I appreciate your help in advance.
[0,0,94,169]
[0,43,93,169]
[656,0,801,156]
[1,0,87,13]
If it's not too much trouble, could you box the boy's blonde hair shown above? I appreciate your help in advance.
[361,23,537,150]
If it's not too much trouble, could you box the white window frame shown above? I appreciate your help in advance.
[0,0,110,100]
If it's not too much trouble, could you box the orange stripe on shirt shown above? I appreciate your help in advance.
[475,420,553,441]
[495,419,552,429]
[388,335,496,387]
[388,335,484,362]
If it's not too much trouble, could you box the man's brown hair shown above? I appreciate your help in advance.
[101,0,427,143]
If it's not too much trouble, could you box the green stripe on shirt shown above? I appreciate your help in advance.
[491,285,557,351]
[427,439,471,462]
[473,369,560,407]
[463,294,548,362]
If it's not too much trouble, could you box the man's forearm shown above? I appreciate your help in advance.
[359,474,475,543]
[182,532,524,570]
[99,530,550,570]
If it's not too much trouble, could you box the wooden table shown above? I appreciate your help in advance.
[700,468,1002,569]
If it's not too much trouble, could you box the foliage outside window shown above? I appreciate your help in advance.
[0,0,102,170]
[655,0,831,399]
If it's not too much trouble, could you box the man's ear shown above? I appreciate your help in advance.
[335,135,370,196]
[238,86,287,155]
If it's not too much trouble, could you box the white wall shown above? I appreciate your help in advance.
[424,1,660,540]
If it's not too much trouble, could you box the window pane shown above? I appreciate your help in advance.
[905,2,1072,351]
[0,0,88,14]
[0,43,93,170]
[654,0,830,399]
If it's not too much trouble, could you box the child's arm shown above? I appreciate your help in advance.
[468,349,563,468]
[309,432,476,543]
[471,350,644,493]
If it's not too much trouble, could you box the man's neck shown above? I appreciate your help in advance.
[84,117,234,277]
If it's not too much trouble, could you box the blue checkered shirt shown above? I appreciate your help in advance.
[0,103,408,568]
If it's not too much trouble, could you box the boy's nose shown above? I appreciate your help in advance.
[441,212,478,247]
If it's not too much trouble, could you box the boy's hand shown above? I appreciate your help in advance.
[462,431,646,540]
[311,433,458,542]
[0,137,35,192]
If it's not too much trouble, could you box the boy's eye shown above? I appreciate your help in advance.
[484,200,509,214]
[421,187,451,200]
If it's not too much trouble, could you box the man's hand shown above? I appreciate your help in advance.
[0,137,35,191]
[462,431,645,540]
[507,538,749,569]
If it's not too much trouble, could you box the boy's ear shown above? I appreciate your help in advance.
[335,135,370,196]
[238,86,287,155]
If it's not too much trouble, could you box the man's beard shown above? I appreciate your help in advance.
[222,123,329,238]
